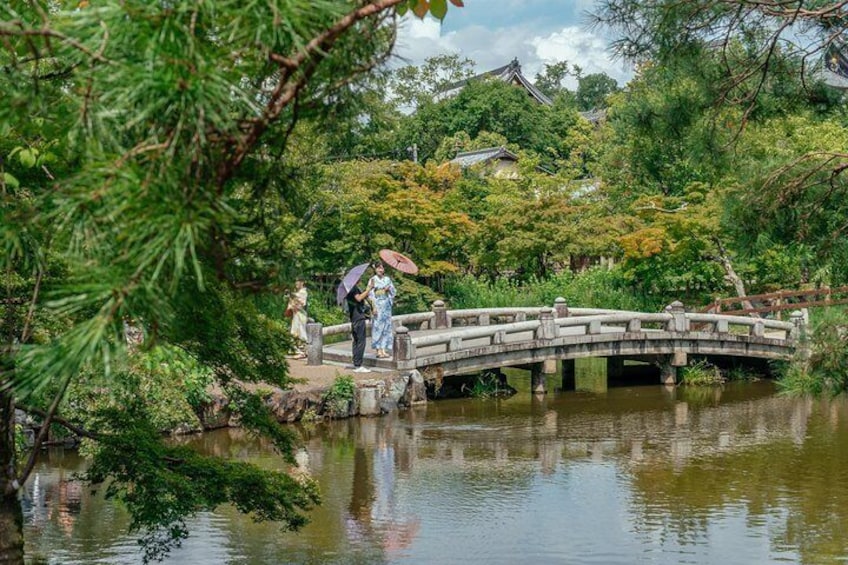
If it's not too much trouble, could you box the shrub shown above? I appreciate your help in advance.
[444,267,660,311]
[323,374,356,418]
[778,309,848,394]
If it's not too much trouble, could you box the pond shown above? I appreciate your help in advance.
[23,376,848,564]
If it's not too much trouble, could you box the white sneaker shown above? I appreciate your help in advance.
[353,366,370,373]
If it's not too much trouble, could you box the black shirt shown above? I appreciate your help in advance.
[346,285,369,323]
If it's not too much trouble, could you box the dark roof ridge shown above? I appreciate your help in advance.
[454,146,517,158]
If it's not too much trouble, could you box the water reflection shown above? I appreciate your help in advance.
[22,381,848,564]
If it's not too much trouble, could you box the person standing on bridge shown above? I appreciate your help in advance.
[368,262,396,359]
[346,279,374,373]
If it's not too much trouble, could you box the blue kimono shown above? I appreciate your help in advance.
[368,274,397,351]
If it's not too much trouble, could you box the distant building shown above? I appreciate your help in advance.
[436,58,552,105]
[821,38,848,89]
[434,58,605,124]
[448,146,556,178]
[448,146,520,178]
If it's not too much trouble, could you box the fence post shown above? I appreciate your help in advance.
[306,322,323,366]
[432,300,449,329]
[554,297,569,318]
[394,326,414,363]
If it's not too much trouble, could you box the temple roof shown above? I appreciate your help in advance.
[449,146,519,168]
[821,39,848,89]
[436,58,553,105]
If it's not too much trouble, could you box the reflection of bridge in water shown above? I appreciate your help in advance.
[306,387,827,478]
[308,299,805,388]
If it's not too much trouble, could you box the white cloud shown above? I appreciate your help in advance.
[393,16,633,90]
[529,26,632,88]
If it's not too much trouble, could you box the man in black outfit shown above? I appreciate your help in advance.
[346,280,373,373]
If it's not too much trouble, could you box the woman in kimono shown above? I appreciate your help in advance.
[368,263,397,359]
[288,278,308,358]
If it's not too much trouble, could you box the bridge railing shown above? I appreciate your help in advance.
[396,305,802,365]
[688,313,795,337]
[307,299,804,367]
[318,299,624,338]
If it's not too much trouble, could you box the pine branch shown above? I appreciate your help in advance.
[216,0,406,189]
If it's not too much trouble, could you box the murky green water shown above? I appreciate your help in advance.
[23,378,848,564]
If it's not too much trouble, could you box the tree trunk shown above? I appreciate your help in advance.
[0,390,24,565]
[711,238,758,316]
[0,493,23,565]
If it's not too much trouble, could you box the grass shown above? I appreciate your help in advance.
[461,371,514,398]
[681,360,725,386]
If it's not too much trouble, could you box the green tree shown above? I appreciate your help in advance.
[308,160,475,281]
[576,72,620,111]
[400,78,583,168]
[389,53,476,109]
[534,60,579,100]
[0,0,460,562]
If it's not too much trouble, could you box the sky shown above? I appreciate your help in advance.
[391,0,634,90]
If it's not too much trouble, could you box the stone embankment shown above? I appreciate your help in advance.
[197,363,427,428]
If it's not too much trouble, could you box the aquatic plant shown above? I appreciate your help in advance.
[681,359,725,386]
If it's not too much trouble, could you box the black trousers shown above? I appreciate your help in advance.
[351,318,366,367]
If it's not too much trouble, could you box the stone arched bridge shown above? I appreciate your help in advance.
[305,299,805,390]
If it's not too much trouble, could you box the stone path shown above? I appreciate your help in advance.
[286,356,398,392]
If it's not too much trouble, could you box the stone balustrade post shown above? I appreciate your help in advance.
[667,301,688,332]
[789,311,810,361]
[394,326,414,362]
[554,297,569,318]
[432,300,449,329]
[478,312,490,326]
[790,310,806,342]
[306,322,323,366]
[536,307,556,340]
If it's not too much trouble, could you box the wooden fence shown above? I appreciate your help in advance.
[701,286,848,317]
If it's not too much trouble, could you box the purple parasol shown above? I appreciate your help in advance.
[336,262,371,305]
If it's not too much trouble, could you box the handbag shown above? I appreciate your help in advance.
[284,307,293,318]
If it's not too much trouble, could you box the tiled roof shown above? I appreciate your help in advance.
[579,108,607,123]
[436,58,552,105]
[449,146,518,168]
[822,39,848,88]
